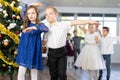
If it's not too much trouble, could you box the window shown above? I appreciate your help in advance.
[60,13,118,43]
[91,14,103,21]
[60,13,75,37]
[61,13,74,21]
[77,13,90,20]
[104,21,117,37]
[104,14,117,37]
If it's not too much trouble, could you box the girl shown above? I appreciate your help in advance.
[44,6,100,80]
[75,24,105,80]
[66,33,74,69]
[16,5,48,80]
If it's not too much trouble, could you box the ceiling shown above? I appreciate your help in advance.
[21,0,120,8]
[45,0,120,8]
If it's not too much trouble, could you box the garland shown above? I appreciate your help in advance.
[0,50,18,67]
[0,0,21,13]
[0,23,19,44]
[0,23,19,67]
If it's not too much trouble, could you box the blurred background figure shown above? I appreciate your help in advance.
[72,30,84,69]
[66,33,74,69]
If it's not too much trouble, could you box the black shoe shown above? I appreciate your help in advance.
[98,76,102,80]
[74,66,78,69]
[107,77,110,80]
[80,67,82,70]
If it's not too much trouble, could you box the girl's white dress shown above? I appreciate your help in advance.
[74,31,105,70]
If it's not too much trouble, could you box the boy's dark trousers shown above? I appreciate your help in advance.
[47,46,67,80]
[74,48,80,63]
[74,48,80,69]
[98,54,111,80]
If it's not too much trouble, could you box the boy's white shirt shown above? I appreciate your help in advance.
[100,35,120,55]
[43,21,71,48]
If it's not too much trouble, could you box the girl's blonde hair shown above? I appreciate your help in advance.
[23,5,40,29]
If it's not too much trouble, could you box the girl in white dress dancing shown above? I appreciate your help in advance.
[75,24,105,80]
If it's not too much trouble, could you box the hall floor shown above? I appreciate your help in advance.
[37,63,120,80]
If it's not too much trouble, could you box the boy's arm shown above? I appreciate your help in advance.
[70,20,100,26]
[80,36,85,40]
[111,36,120,41]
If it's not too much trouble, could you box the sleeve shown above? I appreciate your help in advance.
[80,36,85,40]
[61,21,71,31]
[36,23,49,32]
[43,33,48,41]
[22,4,28,21]
[110,36,120,42]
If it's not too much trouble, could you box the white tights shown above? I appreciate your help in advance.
[67,56,74,69]
[17,66,38,80]
[88,70,98,80]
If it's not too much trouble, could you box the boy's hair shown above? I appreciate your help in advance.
[46,6,58,13]
[46,6,59,17]
[103,27,109,32]
[23,5,40,29]
[73,30,77,33]
[67,33,71,36]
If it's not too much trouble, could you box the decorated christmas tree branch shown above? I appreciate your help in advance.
[0,23,19,44]
[0,23,19,67]
[0,50,18,67]
[0,0,21,13]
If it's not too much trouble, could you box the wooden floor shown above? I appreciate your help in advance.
[38,63,120,80]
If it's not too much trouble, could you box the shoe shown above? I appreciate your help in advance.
[80,67,82,70]
[74,66,78,69]
[98,76,102,80]
[107,77,110,80]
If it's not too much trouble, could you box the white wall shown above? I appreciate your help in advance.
[112,44,120,63]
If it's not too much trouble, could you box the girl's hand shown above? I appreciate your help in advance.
[95,35,99,44]
[29,2,43,7]
[22,26,37,33]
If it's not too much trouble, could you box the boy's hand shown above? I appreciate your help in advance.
[30,2,43,7]
[89,21,101,25]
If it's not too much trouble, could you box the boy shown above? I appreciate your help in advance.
[72,30,84,69]
[98,27,120,80]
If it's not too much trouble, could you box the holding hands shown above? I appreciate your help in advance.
[89,21,100,25]
[29,2,43,7]
[95,35,99,44]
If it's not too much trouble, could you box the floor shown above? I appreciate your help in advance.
[37,62,120,80]
[0,63,120,80]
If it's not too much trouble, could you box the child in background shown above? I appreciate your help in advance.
[66,33,74,69]
[98,27,120,80]
[72,30,84,69]
[75,24,105,80]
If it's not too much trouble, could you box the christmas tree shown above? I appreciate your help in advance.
[0,0,22,78]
